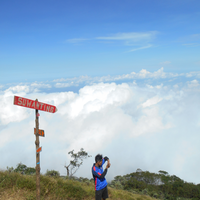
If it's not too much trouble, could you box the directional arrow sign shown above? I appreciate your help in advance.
[36,147,42,154]
[13,96,57,113]
[34,128,45,137]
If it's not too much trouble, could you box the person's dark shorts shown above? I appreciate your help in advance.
[95,186,108,200]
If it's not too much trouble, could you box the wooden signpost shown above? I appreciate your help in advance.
[13,96,57,200]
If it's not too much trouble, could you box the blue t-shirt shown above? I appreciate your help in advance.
[92,158,107,190]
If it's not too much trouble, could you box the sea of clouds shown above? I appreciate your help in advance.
[0,68,200,183]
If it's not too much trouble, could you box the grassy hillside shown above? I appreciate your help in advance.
[0,171,157,200]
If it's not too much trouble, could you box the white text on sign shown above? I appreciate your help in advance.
[13,96,57,113]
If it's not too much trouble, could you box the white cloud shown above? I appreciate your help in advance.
[66,31,158,51]
[5,85,31,93]
[129,44,152,52]
[49,68,200,89]
[186,71,200,78]
[59,82,132,118]
[155,84,163,89]
[132,80,137,86]
[187,79,199,87]
[1,71,200,184]
[2,68,200,97]
[96,31,158,49]
[134,67,167,79]
[130,106,171,137]
[146,84,154,89]
[142,96,163,108]
[173,84,179,89]
[186,72,193,77]
[30,83,51,89]
[4,83,51,94]
[96,31,158,43]
[0,92,30,125]
[55,82,77,88]
[53,75,91,84]
[96,68,167,82]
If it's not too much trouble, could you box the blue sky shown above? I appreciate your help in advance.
[1,0,200,84]
[1,0,200,184]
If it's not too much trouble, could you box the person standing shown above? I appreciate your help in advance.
[92,154,111,200]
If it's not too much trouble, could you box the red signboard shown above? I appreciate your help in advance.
[13,96,57,113]
[34,128,45,137]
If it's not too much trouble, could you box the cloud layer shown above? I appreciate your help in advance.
[2,67,200,93]
[0,70,200,184]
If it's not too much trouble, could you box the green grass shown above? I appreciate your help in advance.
[0,171,158,200]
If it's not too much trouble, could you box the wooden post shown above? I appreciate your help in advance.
[13,96,57,200]
[35,106,40,200]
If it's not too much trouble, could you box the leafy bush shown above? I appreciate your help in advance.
[45,170,60,177]
[7,163,36,175]
[111,170,200,199]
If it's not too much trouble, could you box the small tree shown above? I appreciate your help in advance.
[14,163,36,175]
[45,169,60,177]
[64,148,91,177]
[14,163,27,174]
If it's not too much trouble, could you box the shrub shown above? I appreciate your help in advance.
[13,163,36,175]
[45,170,60,177]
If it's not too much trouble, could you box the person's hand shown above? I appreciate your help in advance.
[106,162,111,169]
[108,160,111,167]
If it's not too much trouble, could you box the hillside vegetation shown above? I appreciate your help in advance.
[1,164,199,200]
[0,170,157,200]
[109,169,200,200]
